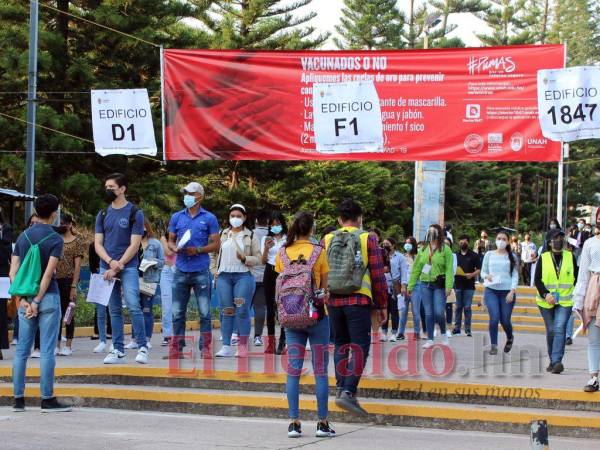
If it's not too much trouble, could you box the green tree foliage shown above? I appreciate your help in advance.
[427,0,488,47]
[477,0,533,45]
[334,0,406,50]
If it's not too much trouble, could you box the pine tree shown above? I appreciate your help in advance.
[334,0,406,50]
[195,0,329,50]
[477,0,533,45]
[406,0,428,48]
[428,0,489,47]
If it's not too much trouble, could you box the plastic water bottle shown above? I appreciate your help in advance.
[63,302,76,325]
[354,251,362,268]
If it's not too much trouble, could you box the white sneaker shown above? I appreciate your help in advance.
[135,347,149,364]
[442,335,449,345]
[61,336,67,342]
[58,347,73,356]
[11,339,17,346]
[146,342,153,350]
[434,327,440,337]
[445,329,452,338]
[254,336,263,346]
[231,333,239,346]
[422,340,435,349]
[104,349,126,364]
[109,343,114,352]
[30,350,40,358]
[93,342,107,353]
[124,340,139,350]
[54,348,59,356]
[389,334,398,342]
[379,333,388,342]
[215,345,235,357]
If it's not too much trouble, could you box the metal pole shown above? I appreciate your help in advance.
[25,0,39,220]
[557,143,564,224]
[160,45,167,165]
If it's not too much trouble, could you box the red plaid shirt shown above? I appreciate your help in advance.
[325,233,388,309]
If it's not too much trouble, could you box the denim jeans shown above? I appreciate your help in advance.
[160,265,175,338]
[217,271,255,346]
[329,305,371,394]
[140,294,155,340]
[103,266,147,353]
[566,311,575,338]
[454,289,475,332]
[285,317,330,420]
[484,288,515,346]
[538,304,572,364]
[588,319,600,373]
[400,282,422,335]
[95,304,109,343]
[421,283,446,340]
[13,292,61,399]
[172,268,212,351]
[381,293,399,334]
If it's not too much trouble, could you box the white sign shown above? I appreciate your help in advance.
[91,89,157,156]
[312,81,383,153]
[0,277,10,299]
[537,66,600,142]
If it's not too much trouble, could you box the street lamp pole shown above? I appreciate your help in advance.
[25,0,39,220]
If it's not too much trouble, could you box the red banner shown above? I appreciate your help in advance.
[164,45,564,161]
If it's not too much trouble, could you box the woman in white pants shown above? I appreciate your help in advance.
[573,229,600,392]
[160,233,176,346]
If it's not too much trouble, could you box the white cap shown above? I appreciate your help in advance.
[182,182,204,196]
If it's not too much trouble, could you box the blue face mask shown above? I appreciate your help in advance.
[578,223,584,230]
[271,225,283,235]
[183,194,197,209]
[404,243,413,252]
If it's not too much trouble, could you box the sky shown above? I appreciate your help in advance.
[296,0,490,48]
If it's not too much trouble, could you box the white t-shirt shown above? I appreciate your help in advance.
[520,241,537,263]
[260,235,286,266]
[218,232,248,273]
[251,226,269,282]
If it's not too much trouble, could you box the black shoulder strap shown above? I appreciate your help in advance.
[128,205,140,231]
[100,209,107,234]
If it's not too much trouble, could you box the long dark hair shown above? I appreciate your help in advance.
[497,231,516,275]
[405,236,418,256]
[268,211,288,236]
[286,212,313,247]
[428,224,445,252]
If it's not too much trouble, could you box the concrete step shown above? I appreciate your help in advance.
[1,381,597,438]
[2,366,596,413]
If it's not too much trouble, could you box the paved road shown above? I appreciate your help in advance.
[0,329,592,390]
[0,408,597,450]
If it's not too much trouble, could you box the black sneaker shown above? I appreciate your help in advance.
[288,421,302,438]
[466,330,472,337]
[452,329,461,335]
[41,397,72,413]
[12,397,25,412]
[551,362,564,374]
[546,363,554,372]
[90,335,99,341]
[316,420,336,438]
[566,337,573,346]
[504,338,514,353]
[584,377,599,393]
[335,387,343,399]
[397,333,405,340]
[335,391,369,417]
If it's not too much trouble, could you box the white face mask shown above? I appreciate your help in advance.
[496,239,507,250]
[229,217,244,228]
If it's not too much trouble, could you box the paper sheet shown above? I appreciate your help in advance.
[397,294,406,311]
[483,275,501,287]
[567,237,579,248]
[176,229,192,250]
[0,277,10,299]
[86,274,115,306]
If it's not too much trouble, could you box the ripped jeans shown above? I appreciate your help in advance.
[217,271,255,346]
[172,269,212,351]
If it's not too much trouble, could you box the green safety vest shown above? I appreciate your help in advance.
[536,251,574,309]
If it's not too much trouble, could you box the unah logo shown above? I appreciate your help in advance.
[467,56,516,75]
[510,133,524,152]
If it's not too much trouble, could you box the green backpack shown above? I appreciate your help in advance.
[327,229,368,295]
[9,231,55,298]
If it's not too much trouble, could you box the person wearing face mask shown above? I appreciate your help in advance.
[570,219,590,264]
[534,229,578,374]
[166,182,220,360]
[481,231,519,355]
[452,235,481,337]
[261,212,288,354]
[215,204,262,358]
[520,233,537,286]
[54,214,85,356]
[408,224,455,349]
[381,238,408,342]
[0,210,13,359]
[398,237,423,340]
[95,173,148,365]
[10,194,72,412]
[541,219,563,254]
[250,210,270,348]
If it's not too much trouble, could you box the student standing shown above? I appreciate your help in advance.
[453,235,481,337]
[481,231,519,355]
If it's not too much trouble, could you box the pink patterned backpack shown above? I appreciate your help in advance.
[275,245,323,329]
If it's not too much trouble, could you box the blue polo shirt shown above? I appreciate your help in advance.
[168,207,220,273]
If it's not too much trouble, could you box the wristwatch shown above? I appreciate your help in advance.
[196,246,203,254]
[32,299,41,305]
